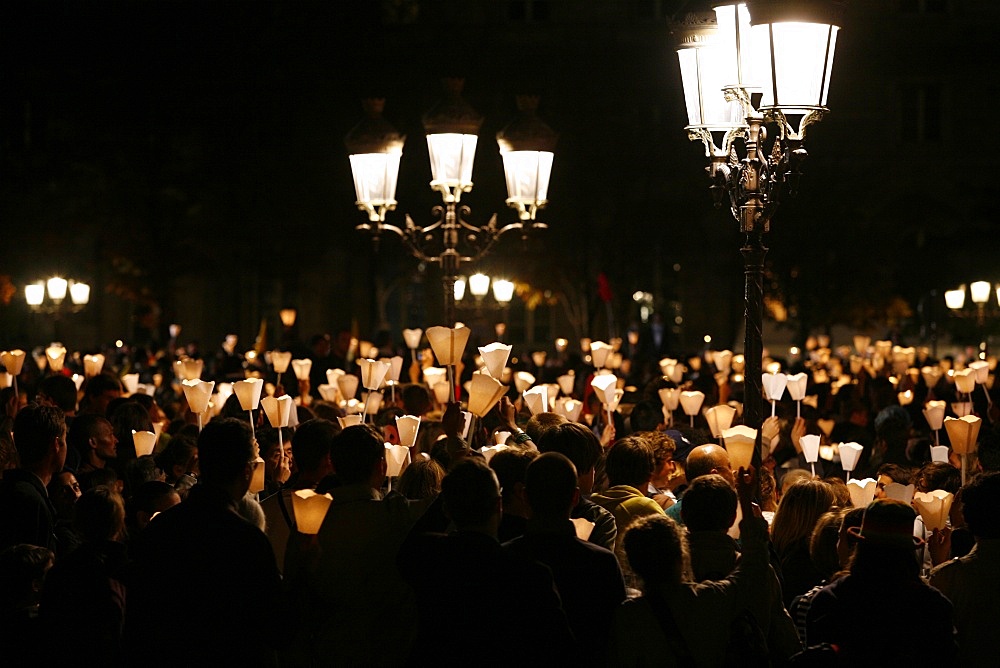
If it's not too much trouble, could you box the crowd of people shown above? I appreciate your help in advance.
[0,328,997,666]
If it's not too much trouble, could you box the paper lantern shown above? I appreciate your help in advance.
[175,358,204,381]
[83,354,105,377]
[45,344,66,372]
[557,374,575,396]
[898,390,914,406]
[315,384,336,403]
[969,360,990,384]
[679,390,705,417]
[337,374,359,401]
[929,445,949,463]
[291,359,313,381]
[480,444,509,464]
[271,351,292,374]
[954,368,976,394]
[358,358,392,391]
[363,391,383,416]
[338,415,363,429]
[233,378,264,411]
[122,373,140,395]
[523,385,549,416]
[555,398,583,422]
[838,442,864,473]
[874,340,892,359]
[181,379,214,415]
[326,368,345,386]
[944,415,981,455]
[479,342,512,380]
[590,341,613,368]
[923,401,946,431]
[921,365,942,389]
[785,373,808,401]
[396,415,421,447]
[721,425,756,471]
[884,483,915,505]
[0,350,26,376]
[426,325,471,366]
[291,489,332,535]
[402,328,423,350]
[800,434,821,464]
[385,443,411,477]
[913,490,954,531]
[818,419,835,437]
[846,478,877,509]
[714,350,733,374]
[853,335,870,355]
[704,404,736,438]
[467,373,507,418]
[261,395,293,428]
[132,430,157,457]
[71,374,84,390]
[951,402,972,418]
[761,373,787,402]
[658,387,681,411]
[386,356,404,383]
[591,374,618,406]
[249,457,266,494]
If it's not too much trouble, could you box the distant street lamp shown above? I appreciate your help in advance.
[673,1,842,459]
[346,80,557,327]
[946,280,999,360]
[25,276,90,314]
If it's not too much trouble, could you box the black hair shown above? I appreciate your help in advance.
[961,471,1000,539]
[536,421,601,474]
[37,375,78,413]
[292,418,339,473]
[12,404,65,468]
[328,424,384,485]
[604,436,655,489]
[524,452,578,517]
[197,418,254,486]
[441,458,500,528]
[681,474,737,532]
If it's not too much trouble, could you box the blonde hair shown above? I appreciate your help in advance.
[771,479,836,555]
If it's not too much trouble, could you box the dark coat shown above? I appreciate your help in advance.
[0,469,58,554]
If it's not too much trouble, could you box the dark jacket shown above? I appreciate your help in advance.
[0,469,58,554]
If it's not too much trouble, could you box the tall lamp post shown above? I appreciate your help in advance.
[945,281,999,360]
[25,276,91,347]
[673,1,842,459]
[346,80,557,327]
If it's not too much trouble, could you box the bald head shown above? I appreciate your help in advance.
[685,444,735,487]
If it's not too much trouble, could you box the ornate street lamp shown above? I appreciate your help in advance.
[946,280,999,360]
[346,79,557,327]
[674,0,843,460]
[25,276,91,314]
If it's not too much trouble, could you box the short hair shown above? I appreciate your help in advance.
[67,414,111,458]
[156,434,197,476]
[622,514,689,588]
[525,452,578,517]
[916,461,961,494]
[525,412,567,443]
[197,418,255,486]
[604,436,655,488]
[74,485,126,542]
[634,431,676,469]
[84,373,123,400]
[961,471,1000,539]
[12,404,65,467]
[397,458,445,500]
[329,424,384,485]
[681,474,737,532]
[537,421,601,473]
[38,375,78,413]
[488,448,537,502]
[441,458,500,528]
[131,480,179,517]
[292,419,338,473]
[401,384,432,416]
[876,463,914,485]
[629,400,663,432]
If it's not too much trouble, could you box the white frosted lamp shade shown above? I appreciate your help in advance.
[122,373,140,395]
[496,97,556,222]
[25,283,45,306]
[132,430,157,457]
[722,425,757,471]
[557,374,575,396]
[970,280,991,304]
[291,359,312,381]
[233,378,264,411]
[838,442,863,472]
[853,335,870,354]
[261,395,293,428]
[923,401,946,430]
[523,386,549,416]
[884,483,915,505]
[349,151,401,216]
[181,379,214,415]
[944,287,966,310]
[944,415,982,455]
[590,341,613,368]
[591,374,618,406]
[426,325,471,366]
[396,415,421,447]
[679,390,705,417]
[846,478,877,509]
[799,434,821,463]
[468,273,490,298]
[786,372,808,401]
[704,404,736,438]
[913,490,954,531]
[67,281,89,305]
[467,373,507,418]
[492,279,515,304]
[83,354,106,378]
[385,443,411,477]
[271,351,292,374]
[387,356,404,383]
[46,276,68,301]
[659,387,681,411]
[761,372,788,401]
[402,328,424,350]
[953,369,976,394]
[338,415,362,429]
[45,345,67,372]
[1,350,26,375]
[454,277,466,302]
[750,2,841,114]
[897,390,914,406]
[426,133,478,197]
[555,398,583,422]
[292,489,332,535]
[249,457,266,494]
[969,360,990,384]
[337,374,359,401]
[432,381,451,405]
[479,342,512,380]
[514,371,536,394]
[930,445,950,463]
[358,358,392,391]
[318,384,339,403]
